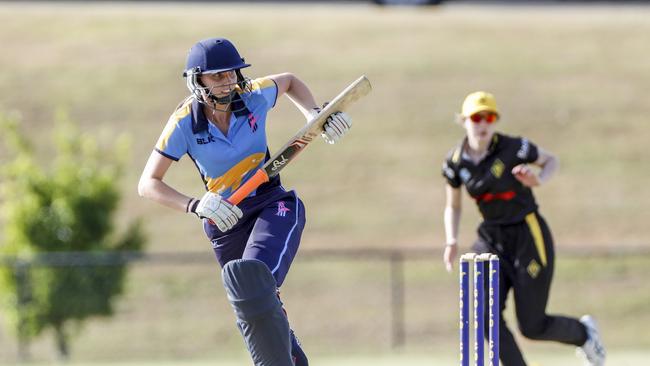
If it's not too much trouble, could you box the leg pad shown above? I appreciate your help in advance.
[222,259,293,366]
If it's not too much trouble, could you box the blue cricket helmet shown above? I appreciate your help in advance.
[183,38,252,107]
[183,38,251,77]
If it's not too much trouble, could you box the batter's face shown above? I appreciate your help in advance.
[463,111,498,143]
[199,70,238,100]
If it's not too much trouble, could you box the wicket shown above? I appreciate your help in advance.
[460,253,500,366]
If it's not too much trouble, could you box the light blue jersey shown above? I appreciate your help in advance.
[155,77,280,198]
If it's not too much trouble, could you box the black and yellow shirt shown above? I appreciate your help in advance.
[442,133,540,225]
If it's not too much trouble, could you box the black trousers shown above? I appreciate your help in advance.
[472,211,587,366]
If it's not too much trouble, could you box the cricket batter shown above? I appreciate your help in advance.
[441,91,606,366]
[138,38,351,366]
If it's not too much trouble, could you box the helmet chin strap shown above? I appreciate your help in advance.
[209,91,251,115]
[207,90,237,112]
[210,90,238,105]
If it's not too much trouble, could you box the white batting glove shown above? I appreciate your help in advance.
[321,112,352,144]
[189,192,243,233]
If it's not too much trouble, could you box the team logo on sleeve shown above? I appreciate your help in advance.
[460,168,471,183]
[517,138,530,159]
[442,162,456,180]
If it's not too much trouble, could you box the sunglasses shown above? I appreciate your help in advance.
[469,112,498,124]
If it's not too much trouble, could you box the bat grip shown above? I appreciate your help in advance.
[226,169,270,205]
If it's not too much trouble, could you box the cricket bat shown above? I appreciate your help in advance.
[226,75,372,205]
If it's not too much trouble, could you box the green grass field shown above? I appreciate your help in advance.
[1,1,650,364]
[11,345,650,365]
[20,350,650,366]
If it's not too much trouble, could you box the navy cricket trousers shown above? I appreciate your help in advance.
[203,187,305,286]
[203,186,308,365]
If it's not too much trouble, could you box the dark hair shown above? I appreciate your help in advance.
[235,69,252,93]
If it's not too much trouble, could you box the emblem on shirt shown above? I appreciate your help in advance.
[276,201,291,217]
[460,168,471,183]
[491,159,505,178]
[247,113,258,132]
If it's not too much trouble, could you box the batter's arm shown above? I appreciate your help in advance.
[138,151,194,213]
[269,73,319,119]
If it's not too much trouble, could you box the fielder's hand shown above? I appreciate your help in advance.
[189,192,243,232]
[443,243,458,273]
[512,164,540,187]
[321,112,352,144]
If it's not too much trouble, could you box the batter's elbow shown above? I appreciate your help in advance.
[137,178,149,198]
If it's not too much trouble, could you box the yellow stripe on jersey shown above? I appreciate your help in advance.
[156,100,192,151]
[205,153,266,194]
[451,147,462,164]
[249,77,275,92]
[525,213,547,267]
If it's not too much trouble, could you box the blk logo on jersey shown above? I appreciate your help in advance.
[276,201,291,217]
[197,133,216,145]
[247,113,258,132]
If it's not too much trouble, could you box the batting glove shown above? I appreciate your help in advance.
[188,191,243,232]
[321,112,352,144]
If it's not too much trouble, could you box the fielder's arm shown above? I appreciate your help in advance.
[443,184,462,272]
[533,148,558,185]
[444,184,462,247]
[512,148,558,187]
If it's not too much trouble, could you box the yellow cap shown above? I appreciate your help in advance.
[461,91,499,117]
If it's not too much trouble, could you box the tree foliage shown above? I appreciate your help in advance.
[0,111,146,359]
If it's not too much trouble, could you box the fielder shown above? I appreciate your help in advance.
[441,92,606,366]
[138,37,352,366]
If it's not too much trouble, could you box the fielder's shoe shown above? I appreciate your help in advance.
[576,315,606,366]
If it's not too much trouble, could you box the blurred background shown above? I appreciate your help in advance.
[0,1,649,365]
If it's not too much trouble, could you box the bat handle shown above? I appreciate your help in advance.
[226,169,270,205]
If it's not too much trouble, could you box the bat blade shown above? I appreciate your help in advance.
[226,75,372,205]
[264,75,372,177]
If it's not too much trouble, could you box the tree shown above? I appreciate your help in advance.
[0,111,146,360]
